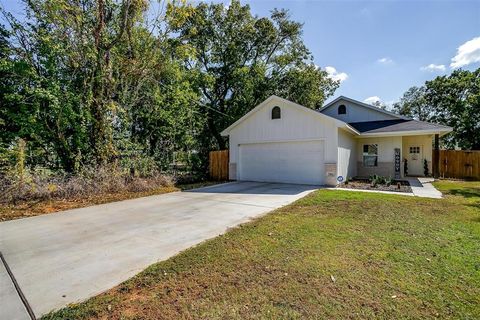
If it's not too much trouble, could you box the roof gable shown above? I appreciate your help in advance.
[221,95,353,136]
[319,96,409,122]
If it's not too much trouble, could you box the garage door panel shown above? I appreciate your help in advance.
[239,141,325,185]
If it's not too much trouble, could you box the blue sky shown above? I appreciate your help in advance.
[240,0,480,106]
[2,0,479,107]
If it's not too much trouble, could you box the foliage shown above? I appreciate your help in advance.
[0,0,338,176]
[425,69,480,150]
[393,86,430,121]
[166,0,338,149]
[369,174,395,187]
[424,158,429,176]
[385,176,393,187]
[394,68,480,149]
[371,100,387,110]
[0,164,173,205]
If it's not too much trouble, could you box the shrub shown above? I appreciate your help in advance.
[0,164,174,205]
[424,159,429,176]
[369,175,392,188]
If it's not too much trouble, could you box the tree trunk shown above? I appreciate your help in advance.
[207,108,226,150]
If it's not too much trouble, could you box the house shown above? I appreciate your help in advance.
[220,95,452,185]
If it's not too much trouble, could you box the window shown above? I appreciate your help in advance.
[271,106,281,119]
[363,144,378,167]
[409,146,420,154]
[338,104,346,114]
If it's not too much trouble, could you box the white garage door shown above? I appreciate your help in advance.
[239,140,325,185]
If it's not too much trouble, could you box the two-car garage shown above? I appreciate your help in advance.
[221,95,342,186]
[238,140,325,185]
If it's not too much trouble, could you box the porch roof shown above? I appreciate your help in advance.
[349,119,452,136]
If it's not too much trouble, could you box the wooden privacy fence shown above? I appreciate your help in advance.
[209,150,229,181]
[438,150,480,180]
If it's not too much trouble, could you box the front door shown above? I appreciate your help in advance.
[408,145,423,176]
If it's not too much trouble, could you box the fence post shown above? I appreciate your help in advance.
[433,134,440,178]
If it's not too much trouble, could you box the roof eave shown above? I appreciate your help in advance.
[356,128,453,138]
[341,123,361,135]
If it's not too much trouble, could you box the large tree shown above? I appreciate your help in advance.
[425,69,480,150]
[1,0,150,170]
[167,0,338,150]
[394,68,480,150]
[1,0,200,171]
[1,0,338,174]
[393,86,430,121]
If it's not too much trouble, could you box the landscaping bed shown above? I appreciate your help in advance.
[338,177,412,193]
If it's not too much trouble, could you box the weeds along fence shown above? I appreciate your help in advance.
[439,150,480,180]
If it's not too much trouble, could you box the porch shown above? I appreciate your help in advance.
[355,134,440,179]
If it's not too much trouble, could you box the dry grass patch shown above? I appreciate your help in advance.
[0,177,219,221]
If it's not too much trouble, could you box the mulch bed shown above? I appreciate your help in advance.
[337,179,412,193]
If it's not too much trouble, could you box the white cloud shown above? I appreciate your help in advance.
[421,64,446,72]
[364,96,381,105]
[451,36,480,68]
[325,66,348,83]
[377,57,393,64]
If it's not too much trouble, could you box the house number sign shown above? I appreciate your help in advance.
[394,148,401,179]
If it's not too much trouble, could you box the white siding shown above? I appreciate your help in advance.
[337,129,357,179]
[356,136,402,162]
[228,98,339,184]
[356,136,402,177]
[321,99,398,123]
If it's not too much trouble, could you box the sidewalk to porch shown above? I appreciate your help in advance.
[405,177,443,199]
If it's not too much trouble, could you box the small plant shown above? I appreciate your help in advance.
[344,177,349,185]
[370,174,379,187]
[369,175,391,188]
[385,176,393,187]
[377,176,387,185]
[423,159,429,176]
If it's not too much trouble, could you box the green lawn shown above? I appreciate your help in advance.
[44,181,480,320]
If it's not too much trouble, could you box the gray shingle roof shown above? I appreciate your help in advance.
[349,119,452,134]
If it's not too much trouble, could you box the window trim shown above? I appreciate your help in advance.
[271,106,281,119]
[363,144,378,167]
[338,104,346,115]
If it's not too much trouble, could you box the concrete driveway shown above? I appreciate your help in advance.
[0,182,317,318]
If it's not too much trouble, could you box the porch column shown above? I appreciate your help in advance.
[433,134,440,178]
